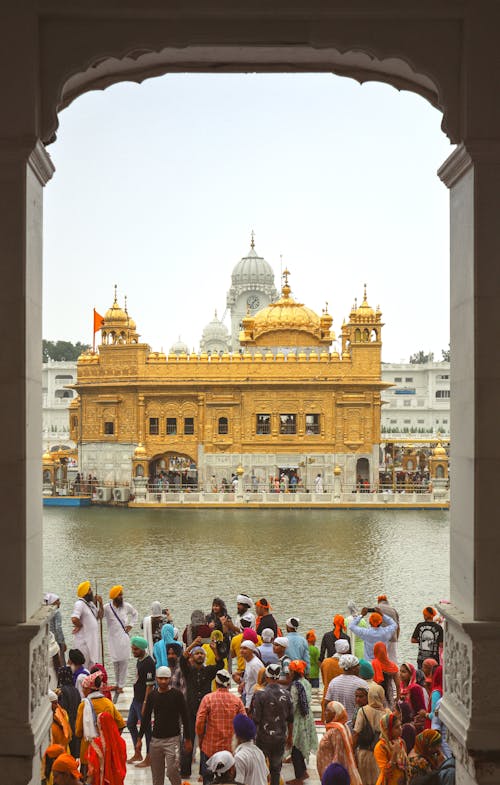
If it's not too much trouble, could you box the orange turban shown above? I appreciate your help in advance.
[306,629,316,644]
[109,584,123,599]
[377,594,388,603]
[52,753,82,777]
[423,606,436,621]
[369,612,383,627]
[333,614,346,639]
[289,659,307,677]
[77,581,91,598]
[44,743,65,759]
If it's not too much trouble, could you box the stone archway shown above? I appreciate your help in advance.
[2,5,500,783]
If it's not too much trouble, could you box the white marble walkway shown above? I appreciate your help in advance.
[115,686,325,785]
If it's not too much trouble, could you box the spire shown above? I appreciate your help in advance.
[250,230,255,250]
[124,295,128,314]
[362,283,368,306]
[113,284,118,305]
[282,268,291,298]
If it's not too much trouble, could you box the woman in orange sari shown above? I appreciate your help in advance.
[317,701,362,785]
[372,643,400,709]
[374,712,408,785]
[87,711,127,785]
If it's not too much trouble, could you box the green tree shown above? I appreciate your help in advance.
[43,340,90,361]
[409,350,434,364]
[442,344,450,362]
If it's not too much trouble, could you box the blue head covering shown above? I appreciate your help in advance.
[322,763,350,785]
[153,624,177,666]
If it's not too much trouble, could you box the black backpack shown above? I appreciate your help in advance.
[357,708,380,750]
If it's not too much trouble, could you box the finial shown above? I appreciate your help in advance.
[283,268,290,286]
[250,230,255,250]
[113,284,118,304]
[124,295,128,313]
[362,283,368,304]
[354,297,358,309]
[325,301,329,314]
[214,309,218,319]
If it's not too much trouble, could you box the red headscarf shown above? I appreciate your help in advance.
[400,662,417,699]
[372,642,398,683]
[431,665,443,696]
[333,614,346,639]
[90,663,112,700]
[87,711,126,785]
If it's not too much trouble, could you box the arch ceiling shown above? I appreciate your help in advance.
[38,10,462,143]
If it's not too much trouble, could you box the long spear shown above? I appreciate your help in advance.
[95,576,105,665]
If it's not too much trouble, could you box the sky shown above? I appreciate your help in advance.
[43,73,453,363]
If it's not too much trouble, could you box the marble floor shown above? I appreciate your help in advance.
[115,687,325,785]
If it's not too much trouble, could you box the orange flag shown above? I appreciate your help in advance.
[93,309,104,333]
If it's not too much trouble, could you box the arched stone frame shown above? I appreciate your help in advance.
[3,5,500,783]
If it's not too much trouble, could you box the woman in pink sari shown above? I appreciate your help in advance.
[317,701,362,785]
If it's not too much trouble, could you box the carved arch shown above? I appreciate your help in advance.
[39,14,461,143]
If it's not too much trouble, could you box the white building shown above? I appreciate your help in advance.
[381,361,450,437]
[42,360,77,450]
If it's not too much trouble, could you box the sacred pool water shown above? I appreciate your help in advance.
[43,506,449,667]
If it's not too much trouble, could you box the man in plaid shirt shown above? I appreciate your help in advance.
[195,669,246,784]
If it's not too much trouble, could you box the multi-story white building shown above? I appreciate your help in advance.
[381,361,450,437]
[42,360,77,450]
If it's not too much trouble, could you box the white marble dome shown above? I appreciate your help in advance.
[200,311,230,352]
[169,336,190,355]
[231,246,275,286]
[201,312,229,342]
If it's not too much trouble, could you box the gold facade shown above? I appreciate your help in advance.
[70,281,389,485]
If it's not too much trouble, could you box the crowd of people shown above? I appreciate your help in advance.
[42,587,454,785]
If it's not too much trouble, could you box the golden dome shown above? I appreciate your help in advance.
[134,443,147,458]
[42,450,52,463]
[433,441,447,456]
[354,284,375,319]
[240,269,333,348]
[104,286,128,323]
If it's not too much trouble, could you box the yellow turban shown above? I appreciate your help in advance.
[77,580,91,598]
[109,585,123,599]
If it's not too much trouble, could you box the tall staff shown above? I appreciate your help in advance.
[95,577,105,665]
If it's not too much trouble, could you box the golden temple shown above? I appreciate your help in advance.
[70,265,388,491]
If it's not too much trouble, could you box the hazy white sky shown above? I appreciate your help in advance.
[43,73,452,362]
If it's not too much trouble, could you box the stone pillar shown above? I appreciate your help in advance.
[0,139,55,781]
[438,143,500,784]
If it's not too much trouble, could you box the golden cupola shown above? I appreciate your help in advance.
[346,284,383,345]
[239,269,335,349]
[101,287,140,345]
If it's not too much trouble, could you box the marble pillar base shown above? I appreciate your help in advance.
[0,606,52,784]
[439,604,500,785]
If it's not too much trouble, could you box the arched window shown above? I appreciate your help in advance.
[55,389,73,398]
[218,416,228,434]
[354,328,361,342]
[135,464,144,477]
[436,465,445,478]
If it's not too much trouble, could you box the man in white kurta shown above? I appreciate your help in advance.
[104,584,139,690]
[71,580,103,668]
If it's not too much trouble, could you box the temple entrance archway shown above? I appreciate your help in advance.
[149,452,198,490]
[3,5,500,783]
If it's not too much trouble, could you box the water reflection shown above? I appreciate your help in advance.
[43,507,449,664]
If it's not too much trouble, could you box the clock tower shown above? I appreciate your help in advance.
[226,233,278,351]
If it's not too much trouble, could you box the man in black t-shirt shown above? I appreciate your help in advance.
[411,606,443,668]
[179,635,225,777]
[127,636,156,764]
[136,665,192,785]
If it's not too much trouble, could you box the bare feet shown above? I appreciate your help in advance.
[127,754,143,764]
[135,754,151,768]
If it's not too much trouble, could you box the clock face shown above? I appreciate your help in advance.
[247,294,261,310]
